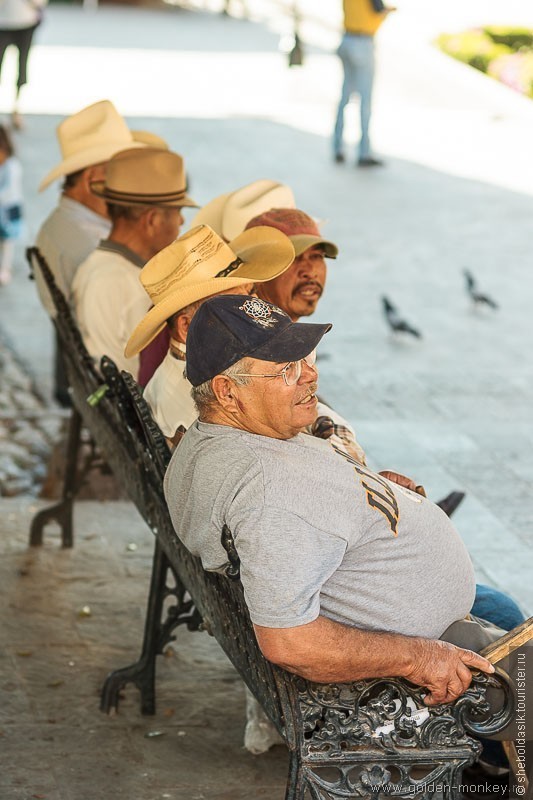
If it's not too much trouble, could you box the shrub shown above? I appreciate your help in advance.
[484,27,533,51]
[437,31,511,74]
[488,51,533,98]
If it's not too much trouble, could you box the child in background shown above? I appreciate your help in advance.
[0,125,23,285]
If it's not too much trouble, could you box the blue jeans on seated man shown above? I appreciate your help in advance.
[473,583,524,632]
[333,33,375,161]
[472,583,525,770]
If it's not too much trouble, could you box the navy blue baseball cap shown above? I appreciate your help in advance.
[185,295,332,387]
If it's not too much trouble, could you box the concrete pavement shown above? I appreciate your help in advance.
[0,2,532,797]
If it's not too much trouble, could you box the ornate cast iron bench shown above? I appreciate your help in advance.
[27,247,513,800]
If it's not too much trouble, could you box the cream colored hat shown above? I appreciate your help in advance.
[90,148,197,208]
[131,130,169,149]
[39,100,144,192]
[125,224,295,357]
[189,179,295,242]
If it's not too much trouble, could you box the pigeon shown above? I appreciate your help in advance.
[463,269,498,310]
[381,296,422,338]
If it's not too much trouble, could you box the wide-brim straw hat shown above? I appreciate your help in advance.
[131,130,169,149]
[39,100,145,192]
[125,223,295,357]
[189,179,295,242]
[90,147,197,208]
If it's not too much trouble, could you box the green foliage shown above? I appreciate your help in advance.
[437,26,533,98]
[484,27,533,51]
[437,31,511,74]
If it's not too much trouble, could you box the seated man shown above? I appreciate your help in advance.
[72,147,197,376]
[164,294,533,778]
[124,223,296,445]
[36,100,148,404]
[164,294,495,705]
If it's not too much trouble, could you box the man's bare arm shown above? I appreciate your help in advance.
[254,616,494,706]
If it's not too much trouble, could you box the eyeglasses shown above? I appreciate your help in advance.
[232,349,317,387]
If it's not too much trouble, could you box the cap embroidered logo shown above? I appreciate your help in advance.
[239,298,286,328]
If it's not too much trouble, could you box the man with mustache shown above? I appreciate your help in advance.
[245,208,330,322]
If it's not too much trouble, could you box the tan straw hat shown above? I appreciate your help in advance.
[39,100,144,192]
[90,147,197,208]
[189,179,295,242]
[131,130,169,149]
[245,207,338,258]
[124,224,295,357]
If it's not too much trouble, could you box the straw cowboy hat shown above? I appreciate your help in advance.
[39,100,145,192]
[131,130,169,149]
[189,179,295,242]
[125,223,295,357]
[90,148,197,208]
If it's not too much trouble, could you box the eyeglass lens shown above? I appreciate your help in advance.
[284,349,317,386]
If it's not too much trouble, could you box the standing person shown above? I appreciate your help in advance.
[0,124,22,285]
[332,0,394,167]
[0,0,47,130]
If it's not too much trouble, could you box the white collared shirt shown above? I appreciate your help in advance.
[144,345,198,437]
[72,244,150,376]
[35,195,111,317]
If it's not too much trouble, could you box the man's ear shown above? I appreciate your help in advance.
[175,312,189,342]
[142,207,159,233]
[211,375,240,413]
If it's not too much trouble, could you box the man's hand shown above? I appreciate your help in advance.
[254,617,494,705]
[404,638,494,706]
[379,470,426,497]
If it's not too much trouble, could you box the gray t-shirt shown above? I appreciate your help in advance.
[164,422,475,639]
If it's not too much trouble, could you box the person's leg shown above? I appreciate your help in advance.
[333,36,356,161]
[472,583,525,632]
[351,36,376,162]
[0,30,11,82]
[0,239,14,285]
[12,25,38,128]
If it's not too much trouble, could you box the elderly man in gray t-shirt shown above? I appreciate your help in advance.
[164,294,496,707]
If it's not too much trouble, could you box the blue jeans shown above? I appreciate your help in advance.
[472,583,524,769]
[333,33,375,160]
[472,583,525,632]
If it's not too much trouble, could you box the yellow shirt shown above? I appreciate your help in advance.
[343,0,386,36]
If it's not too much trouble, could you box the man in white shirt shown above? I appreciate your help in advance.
[35,100,146,404]
[73,148,197,377]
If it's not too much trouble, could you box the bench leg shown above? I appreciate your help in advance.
[29,407,83,548]
[285,752,305,800]
[100,538,202,716]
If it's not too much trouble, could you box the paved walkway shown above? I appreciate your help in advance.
[0,2,532,797]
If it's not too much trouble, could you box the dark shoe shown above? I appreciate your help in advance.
[461,762,509,799]
[334,152,345,164]
[357,156,384,167]
[436,490,465,517]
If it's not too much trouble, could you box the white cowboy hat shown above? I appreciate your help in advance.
[90,148,197,208]
[189,179,295,242]
[124,224,295,357]
[39,100,145,192]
